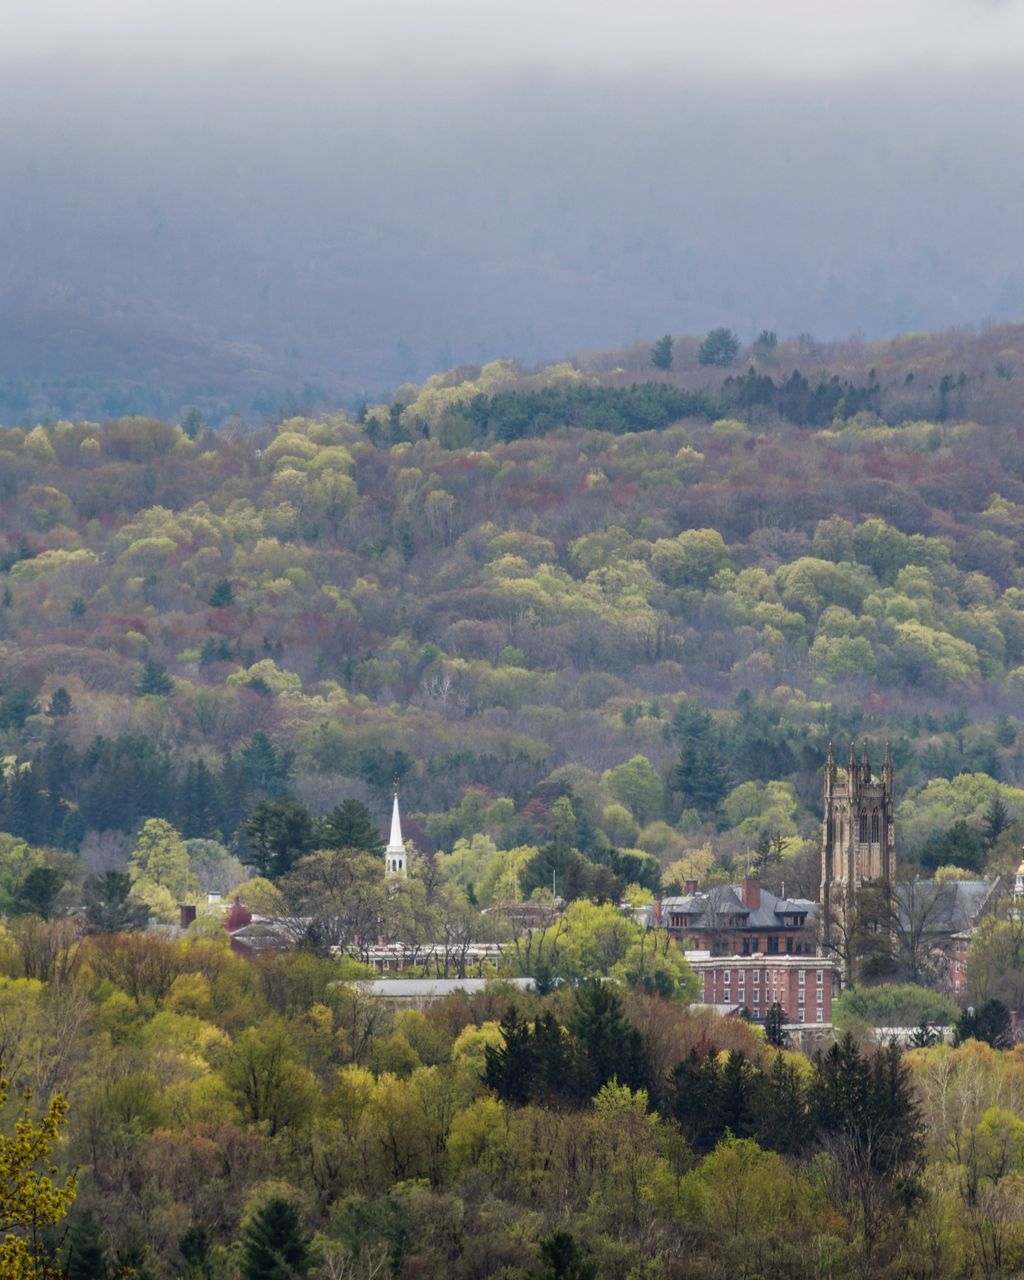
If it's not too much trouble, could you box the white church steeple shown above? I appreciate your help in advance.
[386,785,407,878]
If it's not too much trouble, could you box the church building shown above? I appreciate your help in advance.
[819,742,896,962]
[385,787,407,878]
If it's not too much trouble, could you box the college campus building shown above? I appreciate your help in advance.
[659,877,817,956]
[655,742,1006,1020]
[689,952,837,1025]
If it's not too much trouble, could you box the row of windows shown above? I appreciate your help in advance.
[718,969,825,984]
[720,987,825,1005]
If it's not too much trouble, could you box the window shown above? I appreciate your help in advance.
[798,970,806,985]
[816,970,823,985]
[738,971,745,986]
[816,989,823,1004]
[767,937,779,954]
[859,813,868,843]
[816,1010,823,1023]
[871,811,880,842]
[798,990,805,1005]
[753,989,760,1003]
[799,1010,805,1023]
[753,970,759,984]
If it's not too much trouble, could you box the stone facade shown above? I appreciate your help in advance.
[820,742,896,965]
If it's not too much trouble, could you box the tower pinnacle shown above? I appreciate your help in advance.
[385,785,407,878]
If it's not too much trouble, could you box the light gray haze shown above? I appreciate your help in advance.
[1,0,1023,419]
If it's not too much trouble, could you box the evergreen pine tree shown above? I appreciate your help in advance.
[84,870,148,933]
[46,686,73,717]
[667,1046,723,1152]
[239,1199,312,1280]
[67,1210,108,1280]
[243,797,317,878]
[698,326,740,367]
[240,731,292,796]
[484,1007,536,1106]
[136,657,173,696]
[650,334,674,371]
[764,1002,789,1048]
[719,1050,757,1139]
[180,758,223,838]
[755,1051,809,1154]
[208,578,235,607]
[179,1223,213,1278]
[319,798,384,855]
[528,1231,596,1280]
[569,980,652,1100]
[13,865,65,919]
[982,795,1009,847]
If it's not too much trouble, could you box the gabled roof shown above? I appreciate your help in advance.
[662,885,818,930]
[893,878,1000,933]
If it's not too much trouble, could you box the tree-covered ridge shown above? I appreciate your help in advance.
[4,336,1024,887]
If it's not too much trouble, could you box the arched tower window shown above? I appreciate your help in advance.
[871,811,880,842]
[859,813,868,843]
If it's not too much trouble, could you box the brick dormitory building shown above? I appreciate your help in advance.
[654,876,836,1025]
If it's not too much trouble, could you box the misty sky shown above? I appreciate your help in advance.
[4,0,1024,74]
[3,0,1024,420]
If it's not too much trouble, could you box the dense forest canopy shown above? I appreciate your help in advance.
[4,323,1024,903]
[4,323,1024,1273]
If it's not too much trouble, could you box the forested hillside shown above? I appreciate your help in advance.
[7,325,1024,1275]
[5,323,1024,903]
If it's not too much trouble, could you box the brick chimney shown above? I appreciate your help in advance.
[740,877,761,910]
[179,903,197,929]
[685,879,698,896]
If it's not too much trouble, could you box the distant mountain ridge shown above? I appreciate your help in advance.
[3,61,1024,422]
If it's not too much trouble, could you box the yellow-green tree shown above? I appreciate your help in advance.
[0,1072,77,1279]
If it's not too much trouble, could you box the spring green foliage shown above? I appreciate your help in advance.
[833,983,959,1032]
[2,340,1024,887]
[0,909,1020,1277]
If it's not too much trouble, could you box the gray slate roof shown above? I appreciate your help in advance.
[893,879,1000,932]
[661,886,818,930]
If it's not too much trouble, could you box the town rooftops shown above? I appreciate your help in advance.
[356,977,536,1000]
[893,878,1001,933]
[661,880,818,931]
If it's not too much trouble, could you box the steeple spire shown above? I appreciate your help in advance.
[385,783,407,878]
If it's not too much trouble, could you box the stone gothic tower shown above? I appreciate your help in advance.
[385,787,407,878]
[820,742,895,952]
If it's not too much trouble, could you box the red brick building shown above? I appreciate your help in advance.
[659,876,818,957]
[689,952,839,1026]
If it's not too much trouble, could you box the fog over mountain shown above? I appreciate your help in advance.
[2,1,1024,419]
